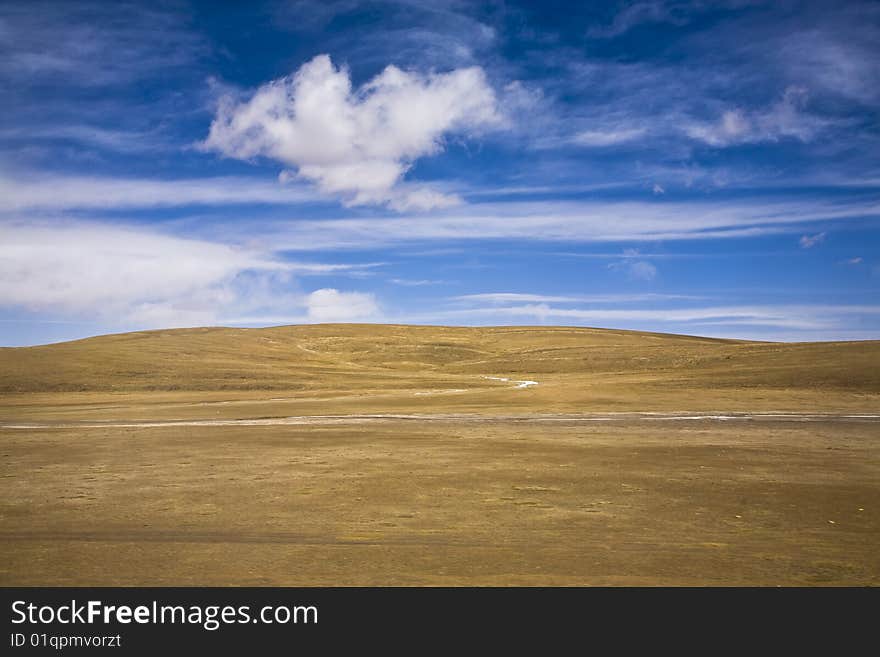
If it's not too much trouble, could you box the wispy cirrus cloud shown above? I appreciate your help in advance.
[799,231,826,248]
[389,278,447,287]
[0,0,212,168]
[271,0,499,73]
[0,174,318,211]
[0,1,207,86]
[607,249,658,281]
[571,127,647,147]
[587,1,687,38]
[0,125,170,154]
[685,87,826,147]
[452,293,699,304]
[527,2,877,175]
[439,301,880,332]
[586,0,762,39]
[454,293,586,304]
[223,196,879,251]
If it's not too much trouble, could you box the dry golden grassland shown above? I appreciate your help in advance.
[1,324,878,585]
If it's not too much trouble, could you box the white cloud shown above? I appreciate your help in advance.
[0,174,317,212]
[389,278,445,286]
[629,261,658,280]
[202,54,501,210]
[845,256,863,265]
[0,125,165,153]
[0,2,206,86]
[0,220,377,327]
[286,261,385,275]
[587,1,692,39]
[686,87,824,147]
[608,249,657,280]
[237,196,878,250]
[686,109,751,146]
[305,288,380,322]
[779,27,880,106]
[0,222,263,317]
[799,232,826,248]
[454,293,583,304]
[439,302,880,332]
[572,127,646,147]
[453,292,691,304]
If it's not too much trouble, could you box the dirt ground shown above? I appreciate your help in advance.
[1,416,877,586]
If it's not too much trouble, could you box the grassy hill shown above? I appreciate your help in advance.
[1,324,878,416]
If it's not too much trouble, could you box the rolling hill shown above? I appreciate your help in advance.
[1,324,878,419]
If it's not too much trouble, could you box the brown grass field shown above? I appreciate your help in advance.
[1,324,878,585]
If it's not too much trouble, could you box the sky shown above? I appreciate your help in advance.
[1,0,879,346]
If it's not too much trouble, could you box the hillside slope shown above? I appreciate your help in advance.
[1,324,878,416]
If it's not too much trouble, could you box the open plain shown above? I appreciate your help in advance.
[1,324,878,585]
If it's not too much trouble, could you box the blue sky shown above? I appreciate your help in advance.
[1,0,878,346]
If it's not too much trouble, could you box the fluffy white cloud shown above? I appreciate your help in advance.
[306,288,380,322]
[0,222,263,317]
[0,221,379,327]
[686,87,824,146]
[202,54,500,210]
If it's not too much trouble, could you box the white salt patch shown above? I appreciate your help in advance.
[482,375,539,389]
